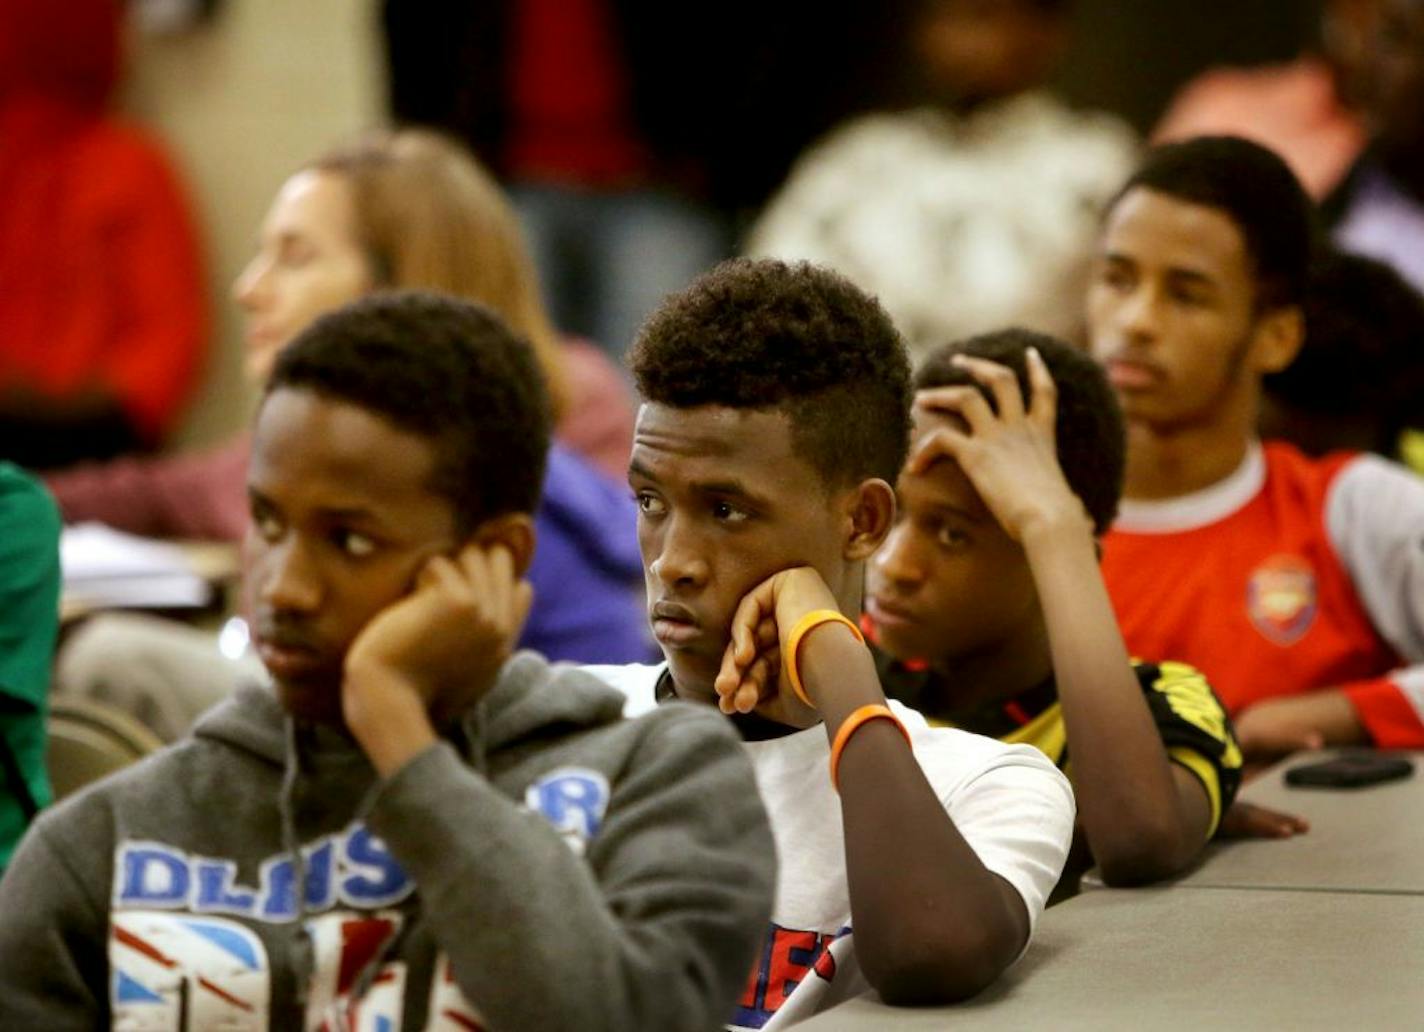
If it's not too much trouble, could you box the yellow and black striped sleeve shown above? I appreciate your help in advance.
[1134,660,1243,839]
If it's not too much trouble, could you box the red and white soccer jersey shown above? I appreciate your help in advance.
[1102,440,1424,747]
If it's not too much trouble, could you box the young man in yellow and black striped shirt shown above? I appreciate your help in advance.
[866,329,1251,892]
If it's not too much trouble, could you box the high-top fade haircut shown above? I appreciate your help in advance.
[1107,136,1316,313]
[916,328,1125,535]
[629,258,913,489]
[265,290,552,535]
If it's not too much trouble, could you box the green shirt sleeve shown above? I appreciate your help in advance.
[0,463,62,868]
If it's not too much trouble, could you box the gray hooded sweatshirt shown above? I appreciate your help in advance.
[0,652,775,1030]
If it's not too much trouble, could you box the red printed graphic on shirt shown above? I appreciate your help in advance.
[733,922,848,1028]
[1246,554,1318,645]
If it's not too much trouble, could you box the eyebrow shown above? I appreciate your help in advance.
[1103,250,1218,290]
[314,506,385,525]
[692,479,772,507]
[627,458,659,484]
[927,501,988,525]
[1164,267,1218,291]
[247,487,386,527]
[902,478,990,525]
[628,461,776,510]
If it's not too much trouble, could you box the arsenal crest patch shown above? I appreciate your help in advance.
[1246,555,1317,645]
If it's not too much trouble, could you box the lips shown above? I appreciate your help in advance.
[1104,356,1166,391]
[866,595,919,628]
[650,599,703,648]
[252,622,328,680]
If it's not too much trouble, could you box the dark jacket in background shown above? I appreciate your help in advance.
[380,0,902,216]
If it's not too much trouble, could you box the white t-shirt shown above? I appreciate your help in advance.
[584,664,1076,1030]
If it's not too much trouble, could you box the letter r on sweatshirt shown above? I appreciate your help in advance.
[526,769,610,847]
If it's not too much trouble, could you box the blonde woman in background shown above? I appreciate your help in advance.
[50,130,650,739]
[237,129,635,478]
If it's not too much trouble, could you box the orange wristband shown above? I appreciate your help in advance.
[783,609,866,707]
[830,703,911,792]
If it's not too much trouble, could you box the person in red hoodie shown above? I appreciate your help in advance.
[0,0,206,468]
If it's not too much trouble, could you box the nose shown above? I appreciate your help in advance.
[257,535,322,614]
[1114,281,1162,347]
[873,523,925,591]
[233,254,269,310]
[648,515,710,593]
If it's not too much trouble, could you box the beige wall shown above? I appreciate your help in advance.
[121,0,385,447]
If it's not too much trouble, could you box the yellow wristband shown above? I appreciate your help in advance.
[830,703,911,792]
[783,609,866,708]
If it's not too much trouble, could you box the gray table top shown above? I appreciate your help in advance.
[796,887,1424,1031]
[1164,748,1424,895]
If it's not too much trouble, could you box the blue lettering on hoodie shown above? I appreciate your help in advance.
[115,843,190,908]
[341,826,413,906]
[194,860,258,915]
[112,774,611,921]
[260,837,342,920]
[113,825,414,921]
[525,768,610,843]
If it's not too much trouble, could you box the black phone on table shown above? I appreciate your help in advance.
[1284,751,1415,789]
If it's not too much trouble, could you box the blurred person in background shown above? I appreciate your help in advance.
[0,0,206,469]
[1326,0,1424,292]
[1153,0,1380,199]
[1260,250,1424,464]
[748,0,1137,365]
[382,1,736,361]
[51,130,650,742]
[1091,137,1424,772]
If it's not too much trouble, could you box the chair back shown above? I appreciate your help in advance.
[47,697,163,801]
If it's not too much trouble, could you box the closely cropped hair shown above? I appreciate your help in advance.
[1267,250,1424,452]
[1109,136,1316,311]
[916,329,1125,535]
[266,291,551,533]
[630,259,912,488]
[307,129,568,417]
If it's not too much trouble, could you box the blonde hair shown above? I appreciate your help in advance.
[307,128,570,417]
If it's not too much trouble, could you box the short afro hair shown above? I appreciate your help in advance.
[264,290,552,533]
[1108,136,1316,312]
[629,258,913,488]
[915,328,1125,535]
[1266,250,1424,453]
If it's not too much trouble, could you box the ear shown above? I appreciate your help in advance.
[465,512,537,578]
[1250,304,1305,375]
[841,478,896,563]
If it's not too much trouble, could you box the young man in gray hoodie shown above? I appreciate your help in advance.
[0,292,776,1030]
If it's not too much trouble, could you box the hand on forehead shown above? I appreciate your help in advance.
[911,399,971,441]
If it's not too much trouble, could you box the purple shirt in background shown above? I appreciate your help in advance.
[1335,164,1424,296]
[525,443,653,664]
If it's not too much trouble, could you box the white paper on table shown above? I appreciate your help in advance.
[61,523,214,610]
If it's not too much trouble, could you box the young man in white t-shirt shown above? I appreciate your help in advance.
[588,258,1074,1029]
